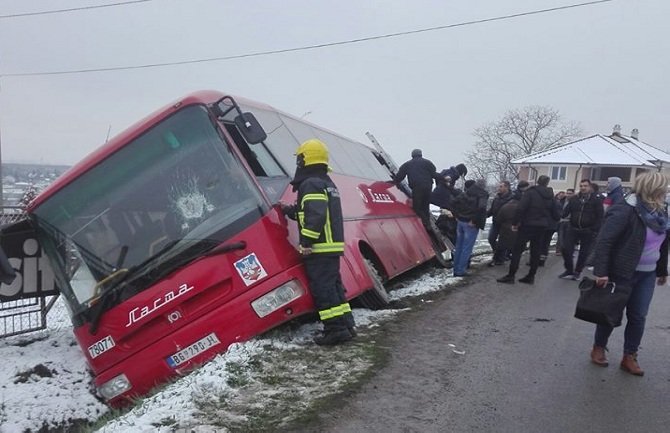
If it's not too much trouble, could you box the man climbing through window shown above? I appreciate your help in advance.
[394,149,444,228]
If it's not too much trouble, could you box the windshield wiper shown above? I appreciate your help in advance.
[87,270,130,334]
[87,239,247,334]
[86,240,183,334]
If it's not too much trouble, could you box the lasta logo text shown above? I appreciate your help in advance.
[126,283,194,327]
[366,188,394,203]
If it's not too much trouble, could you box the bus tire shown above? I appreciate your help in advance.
[357,258,390,310]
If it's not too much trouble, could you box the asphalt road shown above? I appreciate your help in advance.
[297,256,670,433]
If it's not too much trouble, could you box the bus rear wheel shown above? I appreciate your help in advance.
[357,258,390,310]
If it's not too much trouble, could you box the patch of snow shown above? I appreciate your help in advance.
[389,270,462,301]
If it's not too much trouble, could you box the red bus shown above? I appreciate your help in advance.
[18,90,449,405]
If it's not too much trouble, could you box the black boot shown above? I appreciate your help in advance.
[314,328,353,346]
[518,274,535,284]
[497,274,515,284]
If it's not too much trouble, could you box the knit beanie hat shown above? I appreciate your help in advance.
[607,177,622,193]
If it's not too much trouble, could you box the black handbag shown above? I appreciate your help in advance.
[574,276,631,327]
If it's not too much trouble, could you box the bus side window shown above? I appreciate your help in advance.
[223,111,291,202]
[347,141,393,181]
[239,108,296,174]
[224,124,273,177]
[280,115,344,174]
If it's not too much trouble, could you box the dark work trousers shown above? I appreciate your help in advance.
[561,226,596,274]
[508,226,545,277]
[540,229,556,260]
[412,185,432,228]
[303,255,355,330]
[556,221,569,253]
[488,222,506,263]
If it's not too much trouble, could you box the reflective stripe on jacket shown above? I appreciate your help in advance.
[296,175,345,256]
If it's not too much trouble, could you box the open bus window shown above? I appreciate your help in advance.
[223,113,290,203]
[223,124,284,177]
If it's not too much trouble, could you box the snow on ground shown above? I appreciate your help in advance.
[0,259,478,432]
[95,308,403,433]
[389,270,462,301]
[0,300,108,433]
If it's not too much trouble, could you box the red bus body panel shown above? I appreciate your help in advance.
[28,91,437,405]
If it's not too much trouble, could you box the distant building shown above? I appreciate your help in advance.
[512,125,670,192]
[1,163,69,207]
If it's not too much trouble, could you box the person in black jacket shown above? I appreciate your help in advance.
[394,149,444,228]
[281,139,355,346]
[451,179,489,277]
[556,188,575,254]
[496,181,530,259]
[538,193,563,266]
[497,175,560,284]
[589,172,668,376]
[487,180,513,266]
[559,179,604,280]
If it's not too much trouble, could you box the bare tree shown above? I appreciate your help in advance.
[466,106,582,182]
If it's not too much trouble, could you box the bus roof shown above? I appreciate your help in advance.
[29,90,274,210]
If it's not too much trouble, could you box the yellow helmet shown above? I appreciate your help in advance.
[295,139,329,167]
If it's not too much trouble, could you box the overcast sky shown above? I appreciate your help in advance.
[0,0,668,171]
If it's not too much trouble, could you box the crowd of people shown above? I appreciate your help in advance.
[393,149,623,283]
[282,142,668,376]
[395,149,668,376]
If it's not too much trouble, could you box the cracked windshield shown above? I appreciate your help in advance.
[31,105,265,311]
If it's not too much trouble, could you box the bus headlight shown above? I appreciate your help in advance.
[98,374,131,400]
[251,280,304,318]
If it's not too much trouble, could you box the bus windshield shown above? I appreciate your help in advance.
[31,105,267,315]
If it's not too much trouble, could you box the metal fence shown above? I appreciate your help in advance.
[0,206,61,338]
[0,206,26,226]
[0,296,61,338]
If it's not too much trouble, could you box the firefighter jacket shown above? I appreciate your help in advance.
[285,171,345,256]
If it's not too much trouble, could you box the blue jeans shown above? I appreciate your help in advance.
[594,270,657,354]
[453,220,479,276]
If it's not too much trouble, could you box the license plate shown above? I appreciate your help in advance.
[88,335,115,359]
[166,333,220,368]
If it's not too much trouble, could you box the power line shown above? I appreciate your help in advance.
[0,0,152,19]
[1,0,616,78]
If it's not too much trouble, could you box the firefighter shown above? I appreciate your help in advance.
[280,139,356,345]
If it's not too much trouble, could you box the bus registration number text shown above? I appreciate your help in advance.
[88,335,115,359]
[166,333,220,368]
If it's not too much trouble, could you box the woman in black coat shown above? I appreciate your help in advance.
[589,172,669,376]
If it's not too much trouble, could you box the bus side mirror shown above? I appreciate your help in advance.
[234,112,267,144]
